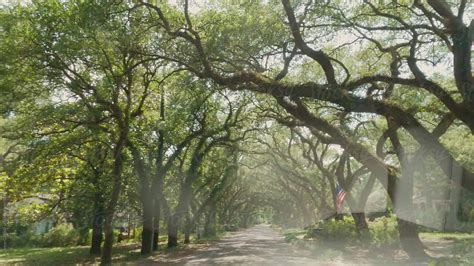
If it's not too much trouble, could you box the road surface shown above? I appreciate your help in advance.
[141,224,435,265]
[144,224,342,265]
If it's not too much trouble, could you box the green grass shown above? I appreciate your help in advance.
[420,232,474,240]
[0,231,229,265]
[282,220,474,265]
[282,228,307,242]
[421,232,474,265]
[0,243,145,265]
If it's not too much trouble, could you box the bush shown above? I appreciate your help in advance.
[283,228,306,243]
[368,216,399,246]
[9,231,42,248]
[42,224,80,247]
[305,216,399,247]
[223,224,238,231]
[131,226,142,243]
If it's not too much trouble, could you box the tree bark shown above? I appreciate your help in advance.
[90,195,104,255]
[167,215,179,247]
[204,203,217,237]
[140,200,154,254]
[152,206,159,251]
[351,212,369,233]
[167,139,208,247]
[396,218,427,257]
[100,133,127,265]
[128,141,155,255]
[184,214,191,244]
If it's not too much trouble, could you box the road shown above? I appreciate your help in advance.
[145,224,340,265]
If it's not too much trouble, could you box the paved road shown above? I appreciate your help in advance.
[141,224,435,265]
[148,224,335,265]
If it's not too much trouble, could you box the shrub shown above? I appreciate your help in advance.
[223,224,238,231]
[42,224,80,247]
[131,226,142,243]
[305,216,399,247]
[318,217,358,242]
[9,231,42,248]
[368,216,399,246]
[283,228,306,243]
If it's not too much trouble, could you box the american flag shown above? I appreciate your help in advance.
[335,183,347,213]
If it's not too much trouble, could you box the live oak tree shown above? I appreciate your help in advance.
[1,2,165,264]
[1,0,473,263]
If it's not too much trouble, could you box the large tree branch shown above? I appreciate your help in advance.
[281,0,337,85]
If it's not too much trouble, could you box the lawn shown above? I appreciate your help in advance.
[0,232,228,265]
[0,243,149,265]
[280,226,474,265]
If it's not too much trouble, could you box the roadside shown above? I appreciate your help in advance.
[1,224,473,265]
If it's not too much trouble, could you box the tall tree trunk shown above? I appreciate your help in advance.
[140,200,154,254]
[89,145,107,256]
[388,164,427,257]
[184,214,191,244]
[385,116,428,258]
[167,143,206,247]
[204,203,217,237]
[100,134,126,265]
[152,204,159,251]
[101,199,118,264]
[90,197,104,255]
[129,141,154,255]
[153,92,165,251]
[167,215,179,247]
[387,177,427,257]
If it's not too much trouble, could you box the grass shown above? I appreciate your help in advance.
[421,232,474,265]
[280,219,474,265]
[420,232,474,240]
[282,228,307,242]
[0,243,144,265]
[0,231,228,265]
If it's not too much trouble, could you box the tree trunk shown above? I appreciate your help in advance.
[100,134,126,265]
[351,212,369,234]
[90,202,103,255]
[152,213,159,251]
[184,214,191,244]
[101,211,116,265]
[397,218,427,257]
[386,161,427,258]
[166,140,208,248]
[140,200,154,254]
[204,203,216,237]
[90,218,103,255]
[334,214,344,221]
[167,215,179,248]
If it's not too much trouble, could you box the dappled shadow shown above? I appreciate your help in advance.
[139,225,438,265]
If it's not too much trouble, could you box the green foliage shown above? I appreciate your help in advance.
[42,224,80,247]
[0,244,141,265]
[367,217,399,247]
[8,231,42,248]
[283,228,306,243]
[0,1,473,264]
[304,216,399,247]
[315,218,358,242]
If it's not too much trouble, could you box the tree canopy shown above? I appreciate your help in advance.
[0,0,473,264]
